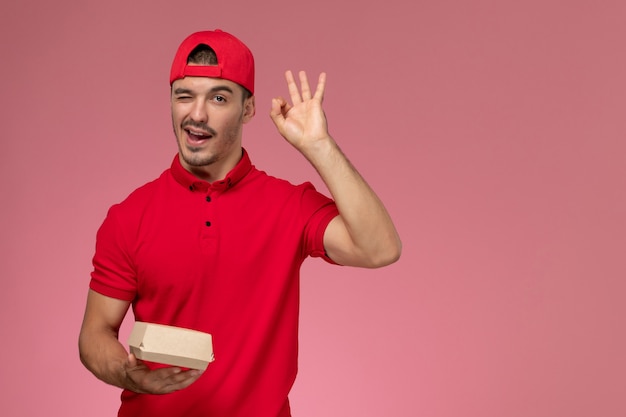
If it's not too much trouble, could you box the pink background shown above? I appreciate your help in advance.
[1,1,625,416]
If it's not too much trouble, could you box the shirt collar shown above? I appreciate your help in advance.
[171,148,253,193]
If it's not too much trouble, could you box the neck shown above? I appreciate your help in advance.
[180,148,243,183]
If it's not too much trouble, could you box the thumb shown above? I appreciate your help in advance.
[126,353,139,368]
[269,98,288,124]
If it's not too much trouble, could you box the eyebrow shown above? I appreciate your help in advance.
[173,85,235,95]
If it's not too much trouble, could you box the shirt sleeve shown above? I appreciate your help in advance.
[299,183,340,264]
[89,204,138,301]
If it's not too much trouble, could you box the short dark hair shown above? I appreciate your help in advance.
[187,44,218,66]
[187,44,252,100]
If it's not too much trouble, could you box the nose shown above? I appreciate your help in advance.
[189,98,208,124]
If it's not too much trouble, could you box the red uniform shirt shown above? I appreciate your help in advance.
[90,150,339,417]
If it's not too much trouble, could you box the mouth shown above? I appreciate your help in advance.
[185,128,213,144]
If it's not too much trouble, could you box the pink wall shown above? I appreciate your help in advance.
[1,1,625,416]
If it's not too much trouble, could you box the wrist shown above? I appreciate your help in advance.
[298,135,336,162]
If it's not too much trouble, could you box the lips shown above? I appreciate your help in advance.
[186,128,213,144]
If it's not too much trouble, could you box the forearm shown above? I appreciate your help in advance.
[269,70,401,266]
[79,325,131,389]
[79,290,203,394]
[301,136,402,267]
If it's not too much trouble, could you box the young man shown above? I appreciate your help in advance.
[79,29,401,417]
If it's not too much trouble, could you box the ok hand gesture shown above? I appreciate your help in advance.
[270,71,331,151]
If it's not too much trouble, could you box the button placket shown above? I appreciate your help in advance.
[204,192,213,227]
[200,190,217,251]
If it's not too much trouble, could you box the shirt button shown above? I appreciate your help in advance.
[205,221,211,227]
[206,196,211,202]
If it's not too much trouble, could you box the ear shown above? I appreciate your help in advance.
[242,95,256,123]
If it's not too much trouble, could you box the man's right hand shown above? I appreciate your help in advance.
[124,353,204,394]
[79,291,204,394]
